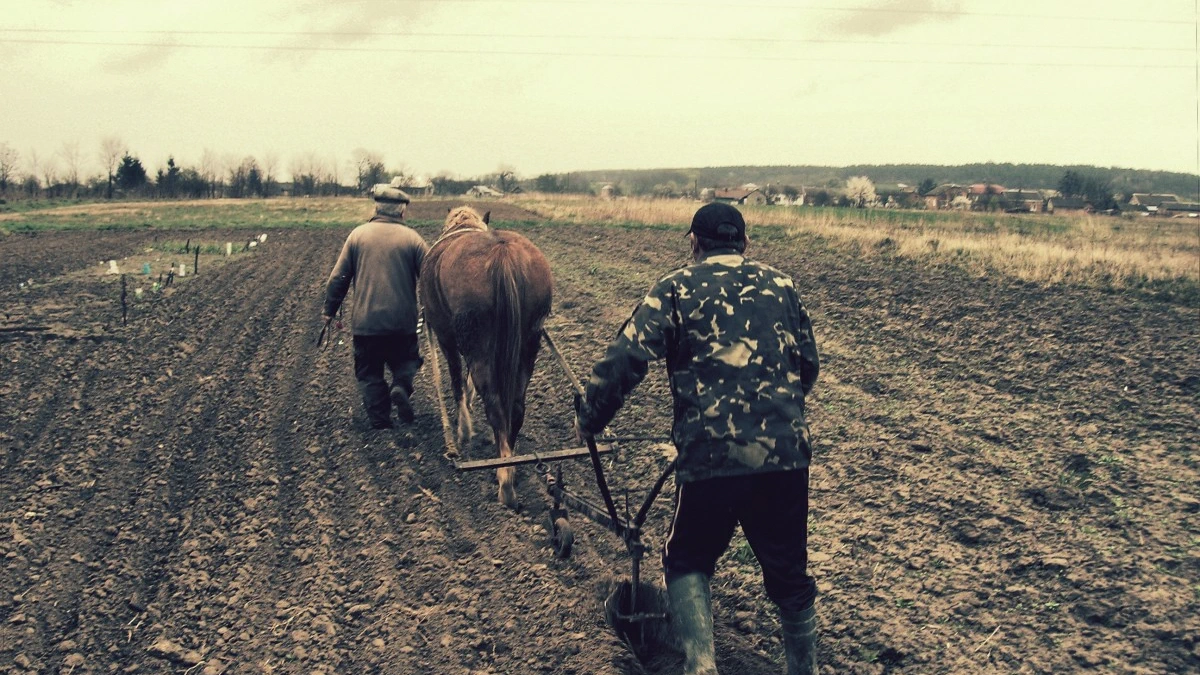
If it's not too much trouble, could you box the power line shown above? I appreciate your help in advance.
[0,28,1190,53]
[289,0,1194,25]
[0,37,1190,69]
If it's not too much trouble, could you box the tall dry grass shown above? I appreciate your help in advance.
[514,194,1199,298]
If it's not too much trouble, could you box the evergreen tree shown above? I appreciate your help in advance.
[115,153,148,192]
[156,156,182,198]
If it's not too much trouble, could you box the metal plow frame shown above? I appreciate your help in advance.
[422,321,676,638]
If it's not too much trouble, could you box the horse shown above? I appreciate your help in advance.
[419,206,553,508]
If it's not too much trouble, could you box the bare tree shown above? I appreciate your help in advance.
[25,149,41,198]
[291,152,321,197]
[0,142,18,194]
[325,153,341,196]
[219,152,238,198]
[389,164,412,187]
[495,164,518,193]
[41,155,59,197]
[200,149,220,198]
[99,136,125,199]
[262,151,279,198]
[352,148,387,194]
[58,141,82,197]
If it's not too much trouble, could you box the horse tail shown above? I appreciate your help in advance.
[489,244,523,435]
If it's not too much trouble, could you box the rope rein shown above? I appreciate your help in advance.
[422,313,462,459]
[541,328,586,396]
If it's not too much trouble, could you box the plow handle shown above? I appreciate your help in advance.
[584,432,622,532]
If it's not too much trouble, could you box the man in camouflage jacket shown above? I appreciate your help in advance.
[576,202,820,675]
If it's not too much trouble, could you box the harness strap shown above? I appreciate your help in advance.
[429,226,481,251]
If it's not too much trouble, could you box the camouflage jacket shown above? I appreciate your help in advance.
[578,249,819,483]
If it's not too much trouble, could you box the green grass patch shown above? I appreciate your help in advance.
[0,198,371,233]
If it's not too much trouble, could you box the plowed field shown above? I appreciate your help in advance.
[1,200,1196,674]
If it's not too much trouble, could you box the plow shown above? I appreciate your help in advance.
[422,320,678,652]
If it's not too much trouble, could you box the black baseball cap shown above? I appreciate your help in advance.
[686,202,746,241]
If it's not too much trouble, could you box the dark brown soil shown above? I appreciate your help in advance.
[0,204,1196,674]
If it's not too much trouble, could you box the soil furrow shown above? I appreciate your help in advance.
[3,214,1195,675]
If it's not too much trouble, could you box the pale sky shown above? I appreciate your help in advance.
[2,1,1196,181]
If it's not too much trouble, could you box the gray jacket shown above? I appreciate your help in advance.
[324,215,429,335]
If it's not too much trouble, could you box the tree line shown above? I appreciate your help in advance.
[3,139,1191,205]
[0,140,527,202]
[566,163,1199,202]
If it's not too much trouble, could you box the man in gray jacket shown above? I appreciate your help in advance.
[324,182,430,430]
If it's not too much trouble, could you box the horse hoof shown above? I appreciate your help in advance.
[499,485,519,510]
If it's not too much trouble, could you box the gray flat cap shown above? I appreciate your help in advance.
[371,183,411,203]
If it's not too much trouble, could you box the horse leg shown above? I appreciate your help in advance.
[477,378,518,509]
[458,365,475,445]
[465,372,477,414]
[496,436,517,509]
[440,337,473,446]
[509,336,539,447]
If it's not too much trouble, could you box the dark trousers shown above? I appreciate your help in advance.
[663,468,816,612]
[352,333,422,426]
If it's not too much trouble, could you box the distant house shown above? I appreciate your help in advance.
[393,176,434,197]
[1129,193,1179,207]
[599,184,616,200]
[969,183,1007,197]
[714,188,767,206]
[876,184,921,209]
[1002,189,1046,213]
[466,185,504,198]
[1129,193,1180,214]
[923,184,969,210]
[1117,201,1149,216]
[968,183,1008,210]
[1046,196,1092,214]
[1159,201,1200,217]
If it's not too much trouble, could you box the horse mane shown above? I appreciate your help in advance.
[444,206,489,234]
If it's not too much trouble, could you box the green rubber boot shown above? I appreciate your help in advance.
[667,572,719,675]
[780,604,818,675]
